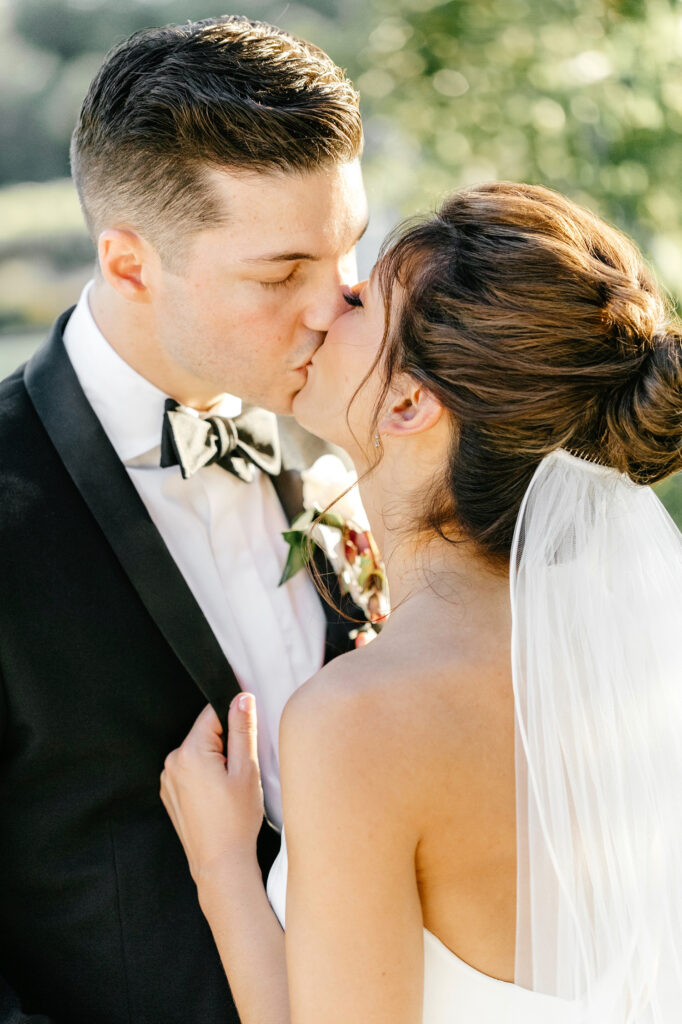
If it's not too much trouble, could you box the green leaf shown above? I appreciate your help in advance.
[279,532,313,585]
[317,511,345,531]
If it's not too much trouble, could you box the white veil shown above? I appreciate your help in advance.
[510,448,682,1022]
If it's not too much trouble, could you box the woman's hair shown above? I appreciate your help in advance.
[373,182,682,565]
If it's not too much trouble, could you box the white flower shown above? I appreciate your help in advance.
[301,454,369,529]
[310,523,346,575]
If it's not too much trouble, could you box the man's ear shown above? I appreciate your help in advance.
[378,380,443,438]
[97,228,156,303]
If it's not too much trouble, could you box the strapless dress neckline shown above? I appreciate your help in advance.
[266,830,580,1023]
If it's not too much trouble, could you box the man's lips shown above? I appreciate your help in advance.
[293,351,319,372]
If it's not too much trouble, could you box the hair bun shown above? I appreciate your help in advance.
[604,326,682,484]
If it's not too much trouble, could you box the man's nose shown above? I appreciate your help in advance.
[301,287,350,333]
[301,257,359,333]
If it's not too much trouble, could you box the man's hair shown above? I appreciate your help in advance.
[70,15,362,259]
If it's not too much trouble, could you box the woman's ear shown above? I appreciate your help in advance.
[378,381,443,438]
[97,228,156,303]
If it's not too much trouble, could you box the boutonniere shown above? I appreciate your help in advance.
[279,455,390,626]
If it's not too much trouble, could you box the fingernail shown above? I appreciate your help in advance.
[238,693,254,713]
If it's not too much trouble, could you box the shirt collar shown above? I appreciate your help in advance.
[62,280,243,465]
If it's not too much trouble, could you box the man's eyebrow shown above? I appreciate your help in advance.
[242,250,321,264]
[241,219,370,264]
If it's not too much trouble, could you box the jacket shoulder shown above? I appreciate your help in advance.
[0,312,72,438]
[0,332,64,490]
[0,361,37,434]
[0,360,29,399]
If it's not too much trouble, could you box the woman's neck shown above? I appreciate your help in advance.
[357,441,507,611]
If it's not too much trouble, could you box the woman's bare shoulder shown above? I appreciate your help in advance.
[280,618,511,802]
[278,641,423,844]
[280,640,402,760]
[281,630,432,733]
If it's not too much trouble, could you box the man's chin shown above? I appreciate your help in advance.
[255,370,313,416]
[261,390,298,417]
[234,385,296,417]
[290,388,329,439]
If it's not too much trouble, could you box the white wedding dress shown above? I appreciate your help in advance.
[266,830,580,1023]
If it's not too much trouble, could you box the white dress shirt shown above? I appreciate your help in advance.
[63,282,327,828]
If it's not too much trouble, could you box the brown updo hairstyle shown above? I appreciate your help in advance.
[373,182,682,566]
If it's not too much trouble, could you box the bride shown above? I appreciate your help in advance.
[160,182,682,1023]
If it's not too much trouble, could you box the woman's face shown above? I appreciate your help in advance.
[291,270,390,462]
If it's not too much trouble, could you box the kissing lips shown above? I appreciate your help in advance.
[293,352,318,374]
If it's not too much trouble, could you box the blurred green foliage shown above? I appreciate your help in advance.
[656,473,682,526]
[0,0,680,518]
[0,0,295,182]
[352,0,682,309]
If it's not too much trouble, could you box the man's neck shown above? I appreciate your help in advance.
[88,278,225,411]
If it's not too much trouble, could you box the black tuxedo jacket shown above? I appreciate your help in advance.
[0,310,357,1024]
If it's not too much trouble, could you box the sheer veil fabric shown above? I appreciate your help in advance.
[510,449,682,1022]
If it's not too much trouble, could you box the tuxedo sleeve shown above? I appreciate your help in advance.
[0,980,56,1023]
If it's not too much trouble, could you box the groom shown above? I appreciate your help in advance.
[0,16,367,1024]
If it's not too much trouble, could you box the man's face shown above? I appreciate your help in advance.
[152,160,368,414]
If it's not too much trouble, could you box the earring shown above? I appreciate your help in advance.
[374,432,381,448]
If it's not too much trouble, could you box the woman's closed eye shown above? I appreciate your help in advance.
[343,291,363,308]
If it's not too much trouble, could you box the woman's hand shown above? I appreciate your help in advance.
[162,699,291,1024]
[160,693,264,884]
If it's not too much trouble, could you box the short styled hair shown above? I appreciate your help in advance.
[70,15,362,258]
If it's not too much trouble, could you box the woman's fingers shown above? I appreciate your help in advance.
[160,704,225,815]
[186,702,224,754]
[160,695,265,876]
[227,693,259,776]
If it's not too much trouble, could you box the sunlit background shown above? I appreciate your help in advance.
[1,0,680,519]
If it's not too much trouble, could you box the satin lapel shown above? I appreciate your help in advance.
[270,467,305,528]
[24,313,240,727]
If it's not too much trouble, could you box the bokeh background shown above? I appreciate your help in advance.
[1,0,680,519]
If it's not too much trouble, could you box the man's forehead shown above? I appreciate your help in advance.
[206,161,367,257]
